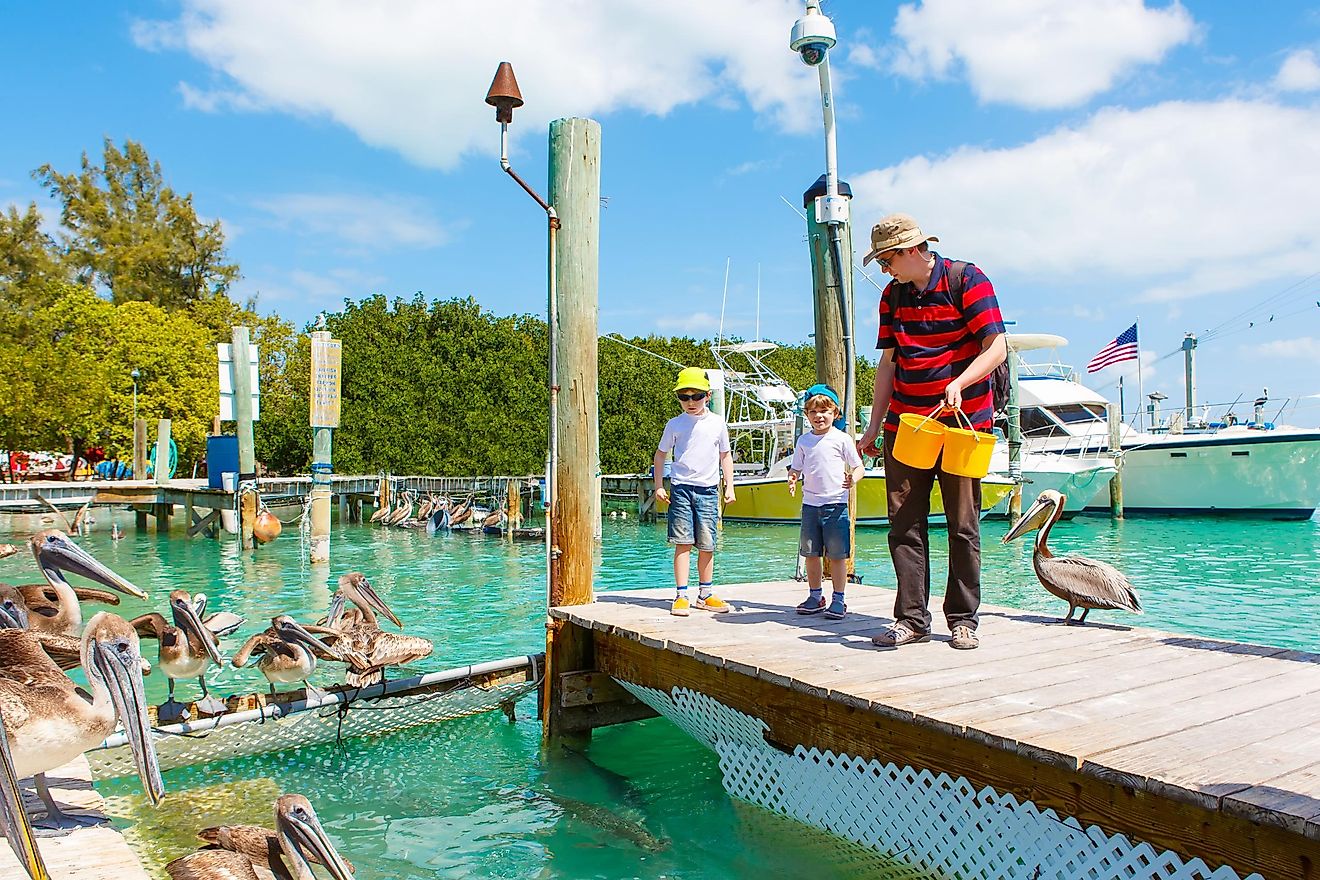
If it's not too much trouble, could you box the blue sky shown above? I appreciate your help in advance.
[4,1,1320,423]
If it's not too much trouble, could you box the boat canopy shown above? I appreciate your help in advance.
[1008,333,1068,352]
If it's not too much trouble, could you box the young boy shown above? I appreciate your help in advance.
[654,366,736,617]
[788,384,863,620]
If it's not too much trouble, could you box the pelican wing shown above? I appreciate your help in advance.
[1042,555,1142,612]
[33,631,83,671]
[364,631,433,668]
[0,630,65,687]
[15,585,60,621]
[70,587,121,606]
[166,850,259,880]
[203,612,245,638]
[130,613,170,641]
[232,632,276,668]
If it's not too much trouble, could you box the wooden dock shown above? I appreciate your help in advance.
[0,757,149,879]
[549,580,1320,880]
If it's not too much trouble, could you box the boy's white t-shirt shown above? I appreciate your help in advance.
[658,411,731,488]
[791,427,862,506]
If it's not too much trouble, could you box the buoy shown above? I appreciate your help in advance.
[253,509,283,543]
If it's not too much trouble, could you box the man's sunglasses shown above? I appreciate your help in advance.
[676,392,707,401]
[876,248,905,270]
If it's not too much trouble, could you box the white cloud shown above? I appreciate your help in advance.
[253,193,451,250]
[656,311,727,334]
[1253,336,1320,360]
[134,0,821,169]
[1275,49,1320,93]
[849,99,1320,304]
[890,0,1195,108]
[239,266,386,309]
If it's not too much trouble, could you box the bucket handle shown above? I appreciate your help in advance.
[949,406,977,433]
[913,404,950,431]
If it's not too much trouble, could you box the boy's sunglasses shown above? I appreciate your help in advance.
[676,392,707,401]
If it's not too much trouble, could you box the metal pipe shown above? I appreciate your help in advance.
[818,55,839,203]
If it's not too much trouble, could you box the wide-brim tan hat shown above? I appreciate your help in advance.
[862,213,938,266]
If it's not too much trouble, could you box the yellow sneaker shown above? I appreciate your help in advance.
[671,596,691,617]
[695,593,731,613]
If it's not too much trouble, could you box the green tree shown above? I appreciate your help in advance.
[34,139,238,309]
[0,203,69,307]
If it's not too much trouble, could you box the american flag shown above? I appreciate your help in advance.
[1086,323,1139,373]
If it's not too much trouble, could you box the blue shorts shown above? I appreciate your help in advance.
[667,483,719,552]
[799,502,850,559]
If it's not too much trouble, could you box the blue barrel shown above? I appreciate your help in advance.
[206,435,239,489]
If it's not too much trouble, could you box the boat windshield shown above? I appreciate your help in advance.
[1048,404,1107,424]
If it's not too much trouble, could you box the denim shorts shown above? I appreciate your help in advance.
[799,502,850,559]
[667,483,719,551]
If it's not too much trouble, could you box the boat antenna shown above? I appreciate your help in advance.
[599,333,685,368]
[717,257,731,348]
[755,263,761,343]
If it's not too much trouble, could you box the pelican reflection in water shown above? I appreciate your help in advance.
[1002,489,1142,625]
[165,793,355,880]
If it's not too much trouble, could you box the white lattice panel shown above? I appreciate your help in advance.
[619,681,1261,880]
[88,680,535,780]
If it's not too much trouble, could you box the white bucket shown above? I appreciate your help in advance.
[220,472,239,535]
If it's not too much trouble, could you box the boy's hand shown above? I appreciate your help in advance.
[787,471,798,497]
[655,486,669,504]
[842,471,854,489]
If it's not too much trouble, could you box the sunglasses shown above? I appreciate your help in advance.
[676,392,707,401]
[876,247,906,270]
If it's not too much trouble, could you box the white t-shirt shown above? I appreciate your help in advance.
[791,427,862,506]
[658,411,731,488]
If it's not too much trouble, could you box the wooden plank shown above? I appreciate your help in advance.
[187,508,220,538]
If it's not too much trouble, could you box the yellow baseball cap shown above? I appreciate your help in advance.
[673,366,711,392]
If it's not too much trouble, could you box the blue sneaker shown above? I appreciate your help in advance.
[824,594,847,620]
[796,594,826,615]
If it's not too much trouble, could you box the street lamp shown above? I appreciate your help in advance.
[130,368,140,424]
[790,0,855,434]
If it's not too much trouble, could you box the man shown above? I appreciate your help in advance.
[857,213,1006,651]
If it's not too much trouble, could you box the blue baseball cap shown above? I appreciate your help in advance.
[803,383,840,407]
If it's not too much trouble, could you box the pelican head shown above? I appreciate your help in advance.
[0,586,29,630]
[82,613,165,805]
[29,530,146,599]
[273,794,355,880]
[1002,490,1066,544]
[168,590,224,666]
[273,616,337,656]
[335,572,403,628]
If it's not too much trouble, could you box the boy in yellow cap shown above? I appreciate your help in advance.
[653,366,736,616]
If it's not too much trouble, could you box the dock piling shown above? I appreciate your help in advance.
[232,326,258,549]
[308,329,342,564]
[1107,402,1124,518]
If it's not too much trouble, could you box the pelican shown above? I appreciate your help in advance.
[324,572,432,687]
[0,612,164,827]
[166,793,355,880]
[1002,489,1142,624]
[232,616,365,698]
[131,590,241,721]
[0,714,50,880]
[17,530,147,636]
[0,585,81,671]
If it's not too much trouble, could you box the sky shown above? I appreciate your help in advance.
[3,0,1320,424]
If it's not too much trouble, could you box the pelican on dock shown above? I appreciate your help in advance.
[16,530,147,637]
[1002,489,1142,625]
[0,612,164,827]
[131,590,241,722]
[325,572,432,687]
[165,793,354,880]
[232,616,365,697]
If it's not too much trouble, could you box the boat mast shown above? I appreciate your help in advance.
[1182,332,1198,423]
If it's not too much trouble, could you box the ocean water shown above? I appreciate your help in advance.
[3,508,1318,878]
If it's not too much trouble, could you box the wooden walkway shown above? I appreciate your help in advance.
[550,580,1320,880]
[0,757,148,879]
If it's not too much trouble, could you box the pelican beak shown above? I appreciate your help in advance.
[88,627,165,805]
[174,596,224,667]
[278,619,337,657]
[276,800,356,880]
[0,717,50,880]
[36,534,146,599]
[358,578,402,629]
[1002,496,1053,544]
[324,593,347,629]
[0,600,28,630]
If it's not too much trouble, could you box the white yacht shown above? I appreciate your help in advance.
[1015,349,1320,519]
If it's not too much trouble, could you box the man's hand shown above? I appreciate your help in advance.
[859,425,880,457]
[655,486,669,504]
[943,381,964,412]
[723,487,736,504]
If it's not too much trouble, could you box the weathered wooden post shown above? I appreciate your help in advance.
[309,330,342,564]
[1107,403,1124,519]
[133,418,148,528]
[231,326,258,550]
[154,418,172,529]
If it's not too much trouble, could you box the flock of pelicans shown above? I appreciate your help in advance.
[0,487,1140,879]
[0,529,433,879]
[370,491,546,540]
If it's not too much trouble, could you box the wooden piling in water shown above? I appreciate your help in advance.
[1107,402,1124,519]
[309,330,341,564]
[232,326,258,549]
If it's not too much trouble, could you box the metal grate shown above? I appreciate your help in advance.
[618,682,1260,880]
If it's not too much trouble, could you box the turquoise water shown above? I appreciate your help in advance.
[3,509,1319,877]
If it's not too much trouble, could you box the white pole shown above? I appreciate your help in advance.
[717,257,731,347]
[1135,317,1144,432]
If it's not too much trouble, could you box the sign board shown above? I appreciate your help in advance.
[218,343,261,421]
[310,337,342,428]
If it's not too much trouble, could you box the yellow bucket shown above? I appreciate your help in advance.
[942,408,996,478]
[894,408,947,469]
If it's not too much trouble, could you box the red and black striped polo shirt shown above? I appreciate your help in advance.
[876,253,1006,432]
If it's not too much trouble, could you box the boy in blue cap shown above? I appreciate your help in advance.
[654,366,736,617]
[788,384,863,619]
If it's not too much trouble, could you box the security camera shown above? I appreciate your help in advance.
[790,12,836,66]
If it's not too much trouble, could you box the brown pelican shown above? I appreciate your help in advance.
[232,616,365,698]
[166,793,354,880]
[16,530,147,636]
[1002,489,1142,624]
[0,612,164,827]
[0,585,81,671]
[131,590,240,722]
[324,573,432,687]
[0,714,50,880]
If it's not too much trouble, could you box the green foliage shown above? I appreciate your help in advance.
[34,139,239,309]
[0,203,70,307]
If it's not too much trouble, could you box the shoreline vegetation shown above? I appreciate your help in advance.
[0,139,876,482]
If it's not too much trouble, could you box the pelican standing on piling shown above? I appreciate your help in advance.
[165,793,355,880]
[1001,489,1142,624]
[324,572,432,686]
[15,530,147,637]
